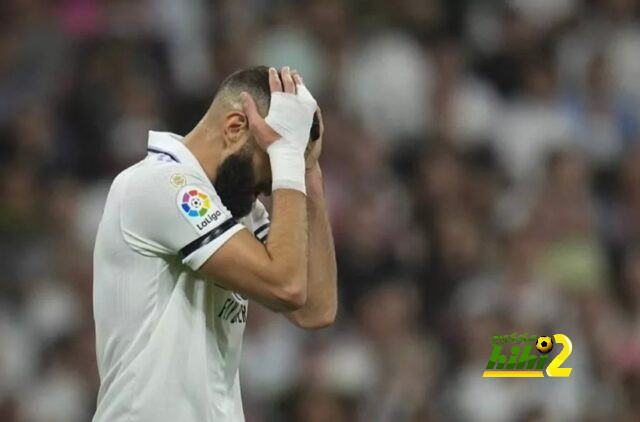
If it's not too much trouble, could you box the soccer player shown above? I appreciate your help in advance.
[92,66,337,421]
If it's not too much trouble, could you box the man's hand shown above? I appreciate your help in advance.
[242,67,321,170]
[241,67,315,152]
[241,66,316,194]
[240,67,297,150]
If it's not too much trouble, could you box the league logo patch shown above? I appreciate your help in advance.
[177,186,224,233]
[180,188,211,217]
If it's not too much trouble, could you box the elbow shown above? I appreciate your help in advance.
[316,302,338,329]
[293,305,337,330]
[273,277,307,312]
[302,307,337,330]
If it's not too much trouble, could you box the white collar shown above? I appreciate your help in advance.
[147,131,207,177]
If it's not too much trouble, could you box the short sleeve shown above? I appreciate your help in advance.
[120,165,244,270]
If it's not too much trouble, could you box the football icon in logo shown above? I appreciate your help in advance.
[180,189,211,218]
[536,336,553,354]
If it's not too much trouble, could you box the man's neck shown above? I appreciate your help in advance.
[183,123,221,182]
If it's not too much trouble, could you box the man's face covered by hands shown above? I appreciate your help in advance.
[214,112,320,220]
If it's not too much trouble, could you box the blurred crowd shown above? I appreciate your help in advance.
[1,0,640,421]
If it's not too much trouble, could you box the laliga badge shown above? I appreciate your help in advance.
[177,186,224,233]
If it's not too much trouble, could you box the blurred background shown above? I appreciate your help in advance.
[1,0,640,420]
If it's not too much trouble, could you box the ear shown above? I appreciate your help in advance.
[222,111,250,154]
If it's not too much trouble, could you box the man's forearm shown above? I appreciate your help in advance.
[264,189,309,307]
[287,165,337,328]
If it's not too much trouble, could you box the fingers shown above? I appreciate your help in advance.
[281,66,295,94]
[240,92,260,127]
[288,68,313,102]
[269,67,283,92]
[292,69,303,86]
[270,66,303,95]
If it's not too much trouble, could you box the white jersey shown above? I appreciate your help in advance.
[92,131,270,422]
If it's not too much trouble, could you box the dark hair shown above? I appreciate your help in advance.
[216,66,320,141]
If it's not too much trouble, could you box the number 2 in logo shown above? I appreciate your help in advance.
[546,334,573,377]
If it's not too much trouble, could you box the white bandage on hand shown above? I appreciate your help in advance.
[265,84,317,194]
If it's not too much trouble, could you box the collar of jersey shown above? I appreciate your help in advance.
[147,131,210,180]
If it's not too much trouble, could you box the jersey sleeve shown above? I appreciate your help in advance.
[120,165,244,270]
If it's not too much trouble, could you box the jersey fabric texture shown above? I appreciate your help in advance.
[93,131,270,422]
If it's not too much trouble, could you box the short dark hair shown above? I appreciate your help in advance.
[216,66,272,114]
[215,66,320,141]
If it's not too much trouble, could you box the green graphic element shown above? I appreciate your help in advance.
[486,345,548,370]
[491,333,538,345]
